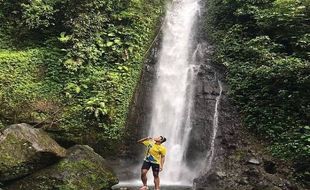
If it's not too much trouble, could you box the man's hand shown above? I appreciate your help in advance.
[159,167,163,172]
[137,136,152,143]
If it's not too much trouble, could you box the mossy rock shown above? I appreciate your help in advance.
[0,123,66,182]
[5,145,118,190]
[0,122,4,130]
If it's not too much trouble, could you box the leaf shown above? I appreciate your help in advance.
[58,32,71,43]
[114,39,122,45]
[75,86,81,94]
[95,109,100,118]
[81,84,88,89]
[128,47,134,53]
[99,102,106,108]
[106,41,114,47]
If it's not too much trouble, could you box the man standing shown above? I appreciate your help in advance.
[138,136,167,190]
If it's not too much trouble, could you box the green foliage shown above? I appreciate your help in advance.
[205,0,309,183]
[21,0,57,29]
[0,121,4,130]
[84,97,109,120]
[0,49,63,124]
[0,0,165,155]
[49,0,166,144]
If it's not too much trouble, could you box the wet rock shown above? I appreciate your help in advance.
[5,145,118,190]
[220,138,237,150]
[194,171,229,190]
[0,123,66,182]
[252,183,282,190]
[285,181,299,190]
[203,83,219,95]
[193,173,216,188]
[264,160,277,174]
[207,172,220,184]
[244,166,260,177]
[194,188,208,190]
[247,158,261,165]
[215,171,227,179]
[237,177,249,185]
[227,143,237,150]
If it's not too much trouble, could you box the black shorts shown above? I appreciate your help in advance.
[141,161,160,174]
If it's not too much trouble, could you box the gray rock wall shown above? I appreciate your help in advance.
[120,34,163,161]
[117,0,233,179]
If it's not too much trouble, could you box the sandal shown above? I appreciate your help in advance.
[139,186,149,190]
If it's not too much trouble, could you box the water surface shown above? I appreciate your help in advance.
[112,184,192,190]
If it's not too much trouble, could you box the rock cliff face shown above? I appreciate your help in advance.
[121,34,162,161]
[191,2,303,189]
[111,35,163,182]
[117,1,304,189]
[119,0,228,175]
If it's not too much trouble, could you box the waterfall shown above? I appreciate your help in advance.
[147,0,201,184]
[204,80,223,172]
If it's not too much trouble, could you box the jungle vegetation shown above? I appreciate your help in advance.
[0,0,165,154]
[205,0,309,183]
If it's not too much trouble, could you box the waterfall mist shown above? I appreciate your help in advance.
[147,0,201,185]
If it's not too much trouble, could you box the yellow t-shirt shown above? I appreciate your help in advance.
[143,140,167,164]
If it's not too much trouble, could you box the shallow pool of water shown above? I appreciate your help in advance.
[112,184,192,190]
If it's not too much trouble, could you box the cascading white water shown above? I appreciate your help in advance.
[147,0,201,184]
[204,80,223,172]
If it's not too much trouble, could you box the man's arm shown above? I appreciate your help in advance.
[137,136,152,144]
[160,156,165,171]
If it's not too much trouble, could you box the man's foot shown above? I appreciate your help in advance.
[139,186,148,190]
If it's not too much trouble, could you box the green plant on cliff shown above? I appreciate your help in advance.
[0,0,166,155]
[0,49,63,124]
[0,121,4,129]
[205,0,309,184]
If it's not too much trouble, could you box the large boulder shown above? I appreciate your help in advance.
[5,145,118,190]
[0,123,66,182]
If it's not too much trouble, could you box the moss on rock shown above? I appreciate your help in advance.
[5,145,118,190]
[0,123,66,182]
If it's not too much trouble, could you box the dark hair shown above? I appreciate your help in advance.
[160,136,167,143]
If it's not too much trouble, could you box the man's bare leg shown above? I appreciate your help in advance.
[141,169,148,187]
[154,175,160,190]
